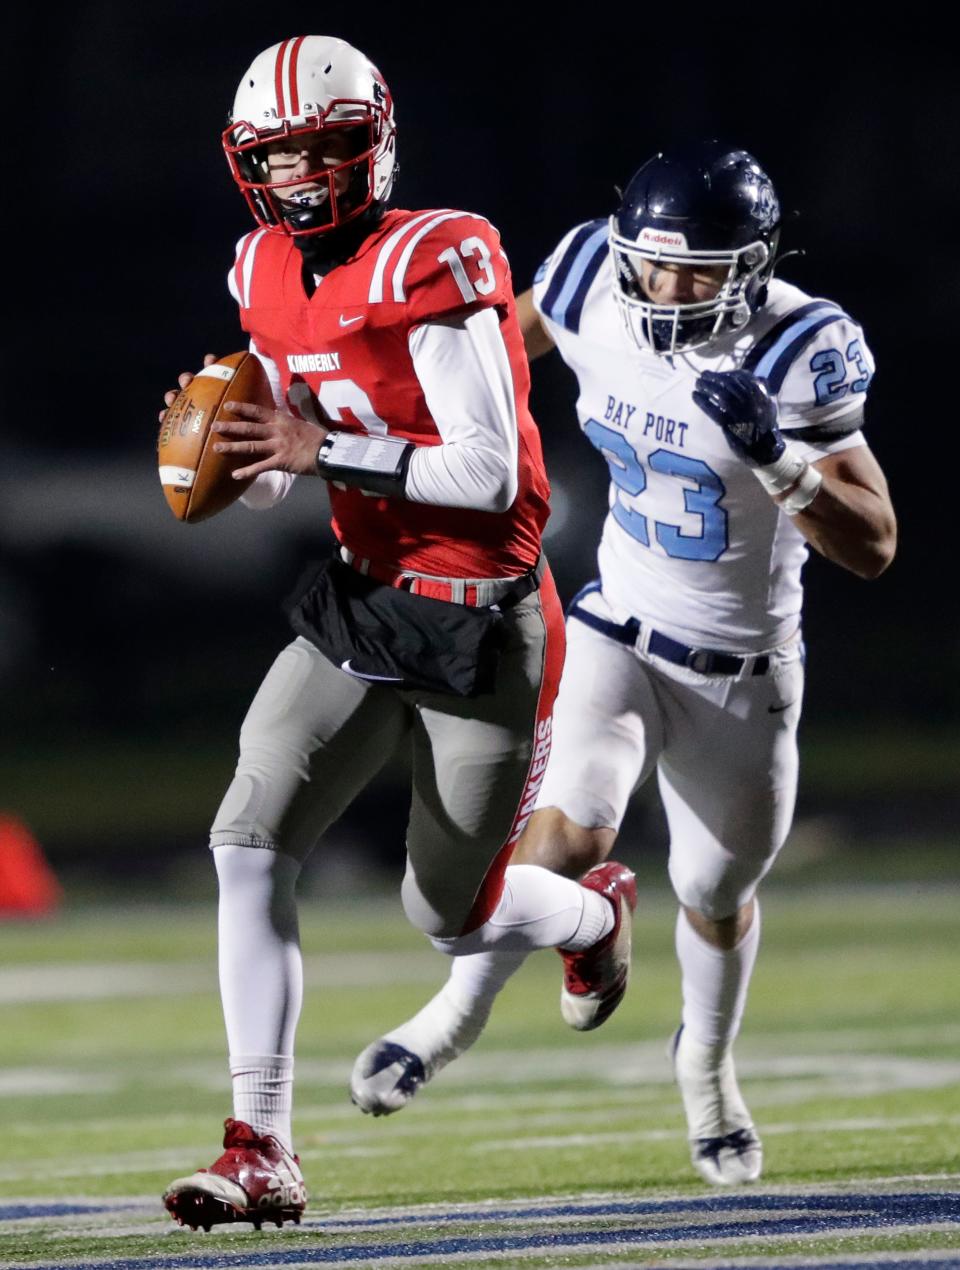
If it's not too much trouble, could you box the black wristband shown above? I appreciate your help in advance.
[315,431,415,498]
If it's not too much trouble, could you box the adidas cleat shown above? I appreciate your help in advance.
[163,1117,307,1229]
[560,861,637,1031]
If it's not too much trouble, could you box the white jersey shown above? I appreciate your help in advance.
[533,220,875,651]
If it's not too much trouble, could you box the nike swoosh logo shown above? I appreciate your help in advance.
[767,702,795,713]
[341,659,404,683]
[339,314,363,326]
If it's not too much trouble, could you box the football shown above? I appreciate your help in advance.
[157,351,274,523]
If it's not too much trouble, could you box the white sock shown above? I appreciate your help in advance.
[375,863,613,1072]
[431,864,613,955]
[383,950,527,1069]
[448,947,528,1009]
[559,886,615,951]
[676,903,761,1059]
[229,1054,294,1153]
[214,844,303,1148]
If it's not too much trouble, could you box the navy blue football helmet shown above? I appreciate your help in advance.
[609,143,781,355]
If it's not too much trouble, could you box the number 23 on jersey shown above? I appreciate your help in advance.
[584,419,728,563]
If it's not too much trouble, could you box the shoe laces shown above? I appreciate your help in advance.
[696,1127,757,1161]
[221,1117,300,1167]
[222,1118,269,1150]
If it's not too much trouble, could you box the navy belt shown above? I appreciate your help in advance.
[568,598,770,677]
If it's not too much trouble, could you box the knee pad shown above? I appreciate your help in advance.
[400,854,496,941]
[669,851,771,921]
[401,867,460,940]
[428,928,504,956]
[429,932,466,957]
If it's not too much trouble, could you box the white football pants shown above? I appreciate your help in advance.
[536,601,804,918]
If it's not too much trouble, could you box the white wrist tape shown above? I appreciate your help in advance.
[752,442,823,515]
[780,463,823,515]
[751,443,808,495]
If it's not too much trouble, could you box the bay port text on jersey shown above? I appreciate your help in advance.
[603,396,689,448]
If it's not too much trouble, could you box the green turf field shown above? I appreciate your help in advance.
[0,883,957,1268]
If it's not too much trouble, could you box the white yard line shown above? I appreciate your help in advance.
[1,1113,959,1185]
[0,1046,958,1105]
[5,1176,958,1221]
[0,1072,118,1096]
[175,1046,960,1094]
[0,952,445,1004]
[305,1176,960,1219]
[467,1113,960,1153]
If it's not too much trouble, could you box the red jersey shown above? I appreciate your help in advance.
[230,208,550,577]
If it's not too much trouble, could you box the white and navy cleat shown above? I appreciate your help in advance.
[670,1025,763,1185]
[351,982,493,1116]
[350,1040,428,1116]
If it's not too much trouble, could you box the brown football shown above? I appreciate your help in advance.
[157,351,274,523]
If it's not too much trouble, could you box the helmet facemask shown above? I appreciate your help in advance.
[610,222,778,356]
[223,107,393,238]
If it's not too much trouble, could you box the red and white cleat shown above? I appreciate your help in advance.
[163,1118,307,1231]
[560,861,638,1031]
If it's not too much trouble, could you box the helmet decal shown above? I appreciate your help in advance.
[637,227,689,252]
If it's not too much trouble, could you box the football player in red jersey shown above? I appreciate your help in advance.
[160,36,638,1231]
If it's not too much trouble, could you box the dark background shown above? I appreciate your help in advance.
[1,7,956,892]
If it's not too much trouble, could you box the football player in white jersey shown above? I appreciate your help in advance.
[350,143,897,1185]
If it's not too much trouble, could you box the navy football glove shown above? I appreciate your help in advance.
[692,369,784,466]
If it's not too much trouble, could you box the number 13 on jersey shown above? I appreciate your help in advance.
[438,238,498,303]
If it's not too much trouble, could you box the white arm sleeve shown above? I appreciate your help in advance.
[240,469,296,510]
[249,336,285,409]
[239,338,296,510]
[405,308,519,513]
[227,243,295,511]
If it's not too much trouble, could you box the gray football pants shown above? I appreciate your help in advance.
[210,583,565,938]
